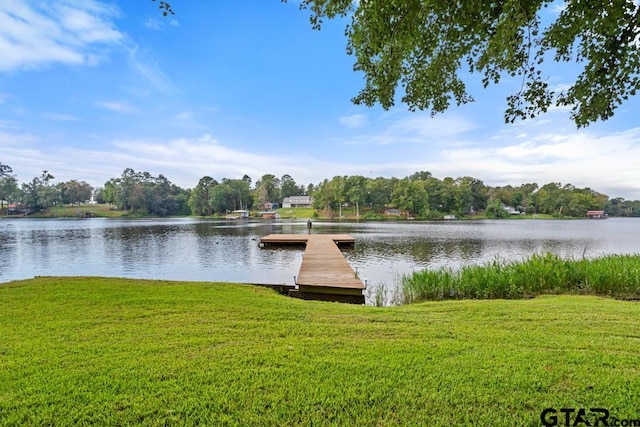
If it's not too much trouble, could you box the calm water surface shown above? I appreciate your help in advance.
[2,217,639,299]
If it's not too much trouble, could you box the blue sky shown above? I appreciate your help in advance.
[1,0,640,200]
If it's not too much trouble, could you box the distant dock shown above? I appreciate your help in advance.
[259,234,365,304]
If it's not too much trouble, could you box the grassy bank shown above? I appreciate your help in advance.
[33,204,125,218]
[2,277,640,426]
[276,207,316,219]
[401,253,640,304]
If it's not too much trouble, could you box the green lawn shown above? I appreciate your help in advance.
[35,204,124,218]
[1,277,639,426]
[276,207,316,218]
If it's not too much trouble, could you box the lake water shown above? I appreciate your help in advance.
[2,217,639,302]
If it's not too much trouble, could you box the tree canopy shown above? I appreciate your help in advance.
[151,0,174,16]
[0,163,12,178]
[293,0,640,127]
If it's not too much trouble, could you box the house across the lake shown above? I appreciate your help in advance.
[259,211,280,219]
[504,205,522,215]
[586,210,607,219]
[282,196,312,208]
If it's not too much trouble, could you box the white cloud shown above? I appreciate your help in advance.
[97,100,136,113]
[339,113,367,128]
[0,2,176,93]
[342,112,478,145]
[175,111,192,120]
[43,112,80,121]
[143,17,178,29]
[549,82,571,93]
[1,131,394,190]
[0,0,123,71]
[549,0,567,15]
[0,130,38,146]
[547,104,574,114]
[432,127,640,198]
[388,115,477,139]
[108,134,322,184]
[144,17,163,30]
[2,120,640,201]
[127,45,176,93]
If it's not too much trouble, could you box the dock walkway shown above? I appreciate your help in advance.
[259,234,365,303]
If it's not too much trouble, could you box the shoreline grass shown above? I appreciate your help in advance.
[2,276,640,426]
[401,253,640,304]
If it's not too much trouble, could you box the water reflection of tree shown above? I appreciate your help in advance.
[410,239,484,263]
[353,237,484,265]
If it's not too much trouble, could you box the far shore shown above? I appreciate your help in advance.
[1,203,613,221]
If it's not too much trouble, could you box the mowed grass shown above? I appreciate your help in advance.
[276,207,316,219]
[37,204,123,218]
[1,277,639,426]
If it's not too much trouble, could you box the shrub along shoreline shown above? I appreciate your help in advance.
[401,253,640,304]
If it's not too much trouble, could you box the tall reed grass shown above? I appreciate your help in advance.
[401,253,640,304]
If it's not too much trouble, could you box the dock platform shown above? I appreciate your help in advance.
[259,234,364,304]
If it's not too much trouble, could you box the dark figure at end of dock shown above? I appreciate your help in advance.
[307,219,312,234]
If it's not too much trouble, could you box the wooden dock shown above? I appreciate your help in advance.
[259,234,365,304]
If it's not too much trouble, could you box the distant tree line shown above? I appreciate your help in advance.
[310,173,630,219]
[0,164,94,214]
[1,161,639,217]
[187,173,308,216]
[99,168,190,216]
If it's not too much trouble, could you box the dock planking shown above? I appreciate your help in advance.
[259,234,355,247]
[259,234,365,303]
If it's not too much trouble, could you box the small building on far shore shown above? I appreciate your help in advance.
[259,211,280,219]
[586,210,607,219]
[282,196,312,208]
[7,203,28,215]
